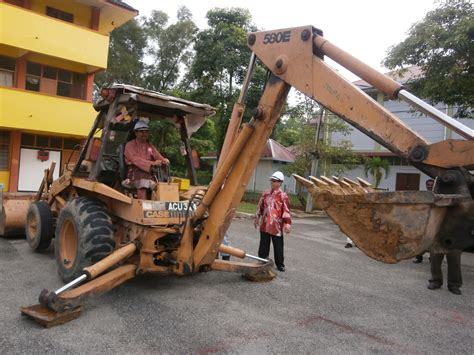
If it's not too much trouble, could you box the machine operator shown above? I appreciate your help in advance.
[124,120,170,199]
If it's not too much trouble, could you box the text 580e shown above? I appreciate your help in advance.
[263,31,291,44]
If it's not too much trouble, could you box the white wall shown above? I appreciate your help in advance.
[209,159,297,194]
[331,100,474,150]
[329,98,473,191]
[339,164,433,191]
[18,148,61,192]
[246,160,296,194]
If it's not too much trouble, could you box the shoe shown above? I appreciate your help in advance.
[277,266,285,272]
[427,282,441,290]
[344,243,353,248]
[413,258,422,264]
[448,287,461,295]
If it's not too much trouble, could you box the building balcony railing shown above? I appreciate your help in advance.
[0,86,96,136]
[0,3,109,70]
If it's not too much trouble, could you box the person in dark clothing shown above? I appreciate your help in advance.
[428,251,463,295]
[426,178,463,295]
[413,254,423,263]
[254,171,292,272]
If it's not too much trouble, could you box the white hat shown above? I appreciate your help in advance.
[134,120,149,131]
[270,171,284,182]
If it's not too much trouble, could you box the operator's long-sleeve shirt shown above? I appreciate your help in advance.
[255,188,292,237]
[124,139,165,173]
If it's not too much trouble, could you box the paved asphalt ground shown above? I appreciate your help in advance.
[0,215,473,354]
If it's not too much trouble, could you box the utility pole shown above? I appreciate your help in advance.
[305,108,325,212]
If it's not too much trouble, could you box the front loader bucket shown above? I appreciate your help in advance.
[316,190,459,263]
[0,192,35,236]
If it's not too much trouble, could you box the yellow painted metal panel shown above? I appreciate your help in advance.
[0,3,109,69]
[0,171,9,191]
[0,87,96,136]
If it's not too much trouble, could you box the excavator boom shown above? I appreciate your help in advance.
[239,26,473,261]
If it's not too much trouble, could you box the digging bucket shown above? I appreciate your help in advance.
[315,191,463,263]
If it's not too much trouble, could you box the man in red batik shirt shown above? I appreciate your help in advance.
[124,120,169,199]
[254,171,292,272]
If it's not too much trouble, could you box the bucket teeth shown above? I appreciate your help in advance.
[294,174,374,199]
[319,176,339,186]
[356,177,372,187]
[356,177,375,192]
[332,176,355,193]
[309,176,328,188]
[292,174,316,192]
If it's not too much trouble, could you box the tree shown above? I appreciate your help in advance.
[364,157,390,188]
[94,19,147,89]
[278,93,360,178]
[186,8,258,151]
[276,94,359,208]
[143,7,198,92]
[383,1,473,116]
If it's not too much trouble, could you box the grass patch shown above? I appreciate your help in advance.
[241,191,305,210]
[237,202,257,214]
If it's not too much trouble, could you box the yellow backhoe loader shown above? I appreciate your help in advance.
[20,26,473,327]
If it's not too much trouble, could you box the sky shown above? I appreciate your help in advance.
[125,0,438,81]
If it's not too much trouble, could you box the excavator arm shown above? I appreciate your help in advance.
[247,26,473,172]
[193,26,473,265]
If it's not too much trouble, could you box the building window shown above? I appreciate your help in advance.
[21,133,80,151]
[384,156,410,166]
[25,62,86,99]
[26,62,41,91]
[0,56,16,87]
[46,7,74,23]
[0,131,10,170]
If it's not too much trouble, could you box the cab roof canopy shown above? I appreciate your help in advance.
[95,84,216,136]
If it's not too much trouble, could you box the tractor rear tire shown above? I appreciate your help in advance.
[54,197,115,283]
[26,201,53,251]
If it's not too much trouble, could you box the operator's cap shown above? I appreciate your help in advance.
[134,120,149,131]
[270,171,284,182]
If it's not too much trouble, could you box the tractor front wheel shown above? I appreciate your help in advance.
[26,201,53,251]
[54,197,115,283]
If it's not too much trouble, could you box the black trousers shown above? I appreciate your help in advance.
[258,232,284,268]
[429,252,462,288]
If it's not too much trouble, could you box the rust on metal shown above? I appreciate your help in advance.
[193,76,290,268]
[248,26,428,161]
[293,174,464,263]
[211,259,276,282]
[20,304,82,328]
[423,140,474,169]
[0,193,35,236]
[244,269,276,282]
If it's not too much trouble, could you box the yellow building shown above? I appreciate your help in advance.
[0,0,137,191]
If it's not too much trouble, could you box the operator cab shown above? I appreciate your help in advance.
[73,84,215,201]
